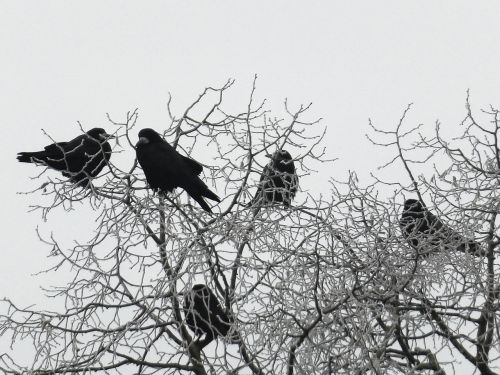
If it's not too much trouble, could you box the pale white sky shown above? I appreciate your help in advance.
[1,1,500,370]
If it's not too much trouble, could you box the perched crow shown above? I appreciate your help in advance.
[135,128,220,213]
[399,199,484,257]
[183,284,238,346]
[17,128,113,187]
[248,150,298,207]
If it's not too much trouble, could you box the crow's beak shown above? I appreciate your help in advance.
[137,137,150,145]
[265,153,272,158]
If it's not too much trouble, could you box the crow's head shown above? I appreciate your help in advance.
[87,128,113,141]
[268,149,294,168]
[137,128,164,146]
[403,199,424,213]
[190,284,211,298]
[185,284,213,312]
[274,149,293,161]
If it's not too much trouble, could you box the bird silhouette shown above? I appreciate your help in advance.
[183,284,238,347]
[248,150,298,207]
[135,128,220,213]
[399,199,485,257]
[17,127,113,187]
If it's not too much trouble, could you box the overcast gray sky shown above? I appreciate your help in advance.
[1,0,500,367]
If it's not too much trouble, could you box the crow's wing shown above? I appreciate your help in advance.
[402,208,484,256]
[429,213,483,255]
[180,155,203,176]
[44,142,69,156]
[137,141,181,191]
[41,136,90,174]
[207,289,231,337]
[48,132,89,155]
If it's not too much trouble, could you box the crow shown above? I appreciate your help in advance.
[399,199,485,257]
[183,284,238,347]
[248,150,298,207]
[135,128,220,213]
[17,128,113,187]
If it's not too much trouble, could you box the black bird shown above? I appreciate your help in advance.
[248,150,298,207]
[17,128,113,187]
[183,284,238,346]
[399,199,484,257]
[135,128,220,213]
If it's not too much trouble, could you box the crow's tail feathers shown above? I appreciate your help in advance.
[17,151,45,163]
[246,187,263,208]
[192,194,214,213]
[202,187,221,203]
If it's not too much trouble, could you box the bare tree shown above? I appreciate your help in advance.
[1,80,499,375]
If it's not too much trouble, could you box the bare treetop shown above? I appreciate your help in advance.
[2,81,499,375]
